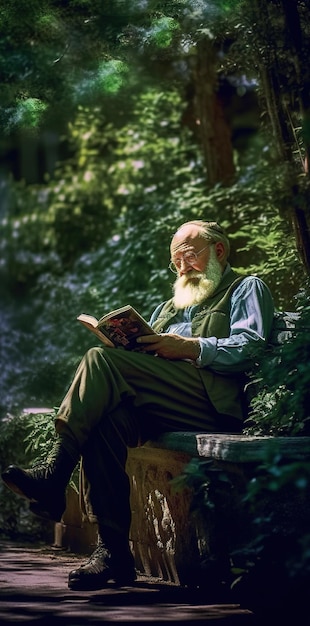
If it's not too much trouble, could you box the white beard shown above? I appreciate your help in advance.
[172,247,223,309]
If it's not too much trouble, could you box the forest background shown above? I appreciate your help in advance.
[1,0,310,429]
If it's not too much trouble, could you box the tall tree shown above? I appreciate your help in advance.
[243,0,310,272]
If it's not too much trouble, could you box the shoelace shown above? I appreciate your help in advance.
[83,544,111,569]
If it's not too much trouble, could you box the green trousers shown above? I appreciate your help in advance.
[56,347,241,537]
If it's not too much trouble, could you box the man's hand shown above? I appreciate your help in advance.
[136,333,201,361]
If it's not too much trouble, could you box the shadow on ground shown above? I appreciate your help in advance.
[0,540,303,625]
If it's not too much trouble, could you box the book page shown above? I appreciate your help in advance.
[98,305,155,350]
[77,316,115,347]
[77,313,98,327]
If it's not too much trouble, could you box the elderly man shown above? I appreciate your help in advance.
[2,220,274,591]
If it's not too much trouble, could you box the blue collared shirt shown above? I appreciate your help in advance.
[149,266,274,373]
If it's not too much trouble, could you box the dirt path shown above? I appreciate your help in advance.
[0,540,255,624]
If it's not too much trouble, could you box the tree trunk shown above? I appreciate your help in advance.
[280,0,310,175]
[252,0,310,273]
[193,36,235,187]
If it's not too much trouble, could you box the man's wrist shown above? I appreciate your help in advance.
[193,339,202,366]
[190,339,201,363]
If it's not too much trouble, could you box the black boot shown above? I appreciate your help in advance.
[68,532,136,591]
[1,436,79,522]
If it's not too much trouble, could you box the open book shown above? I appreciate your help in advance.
[77,304,157,351]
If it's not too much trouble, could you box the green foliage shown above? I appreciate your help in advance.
[1,109,119,274]
[0,411,55,539]
[13,98,48,130]
[1,89,202,281]
[96,60,129,95]
[231,451,310,606]
[0,408,79,539]
[174,448,310,605]
[172,458,236,517]
[245,451,310,502]
[0,0,185,129]
[148,16,180,48]
[245,286,310,436]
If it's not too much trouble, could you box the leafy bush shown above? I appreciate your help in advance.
[0,407,79,541]
[231,451,310,608]
[173,448,310,607]
[0,411,56,540]
[245,285,310,436]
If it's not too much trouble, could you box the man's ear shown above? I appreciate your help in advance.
[215,241,226,262]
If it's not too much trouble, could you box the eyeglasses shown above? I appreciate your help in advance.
[169,245,212,274]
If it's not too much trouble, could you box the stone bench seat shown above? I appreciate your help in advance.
[145,431,310,462]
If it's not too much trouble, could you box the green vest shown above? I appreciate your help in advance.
[152,269,247,421]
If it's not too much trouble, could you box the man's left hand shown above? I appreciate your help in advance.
[137,333,200,361]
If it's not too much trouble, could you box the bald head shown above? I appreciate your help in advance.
[170,220,230,260]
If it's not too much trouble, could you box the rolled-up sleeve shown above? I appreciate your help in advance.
[197,277,274,372]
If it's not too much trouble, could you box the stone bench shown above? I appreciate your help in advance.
[127,433,310,584]
[56,432,310,586]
